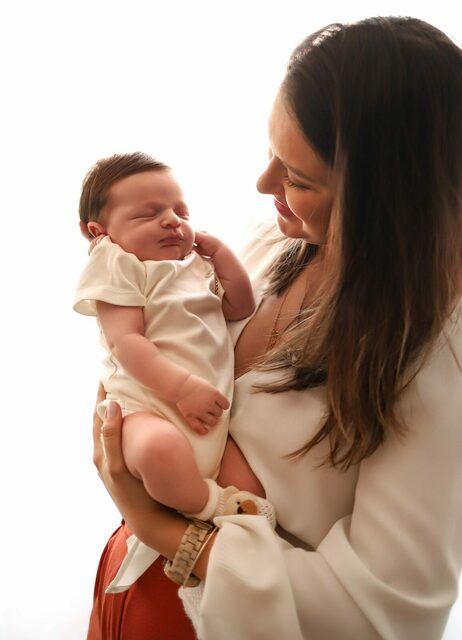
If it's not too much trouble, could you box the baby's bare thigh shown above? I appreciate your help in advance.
[122,411,192,475]
[123,411,186,447]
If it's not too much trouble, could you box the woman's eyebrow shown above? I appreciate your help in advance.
[285,162,325,185]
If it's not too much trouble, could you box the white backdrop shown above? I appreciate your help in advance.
[1,1,461,638]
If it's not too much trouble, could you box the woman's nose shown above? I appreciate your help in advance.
[256,156,283,195]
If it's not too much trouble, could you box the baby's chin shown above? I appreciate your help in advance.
[147,244,194,262]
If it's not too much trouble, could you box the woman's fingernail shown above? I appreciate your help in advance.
[104,402,116,419]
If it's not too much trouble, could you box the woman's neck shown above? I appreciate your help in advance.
[233,259,327,379]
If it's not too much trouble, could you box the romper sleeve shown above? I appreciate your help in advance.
[195,313,462,640]
[73,237,147,316]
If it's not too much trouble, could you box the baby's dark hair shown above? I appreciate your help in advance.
[79,151,169,223]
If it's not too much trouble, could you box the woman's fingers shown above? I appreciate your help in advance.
[92,382,108,470]
[100,401,126,476]
[96,381,106,406]
[92,383,107,471]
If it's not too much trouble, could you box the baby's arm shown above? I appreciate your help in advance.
[194,231,255,321]
[96,302,230,434]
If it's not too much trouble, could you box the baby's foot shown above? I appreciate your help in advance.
[183,480,240,522]
[183,480,276,528]
[220,490,277,528]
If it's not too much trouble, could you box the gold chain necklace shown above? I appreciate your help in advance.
[266,286,292,351]
[266,266,314,352]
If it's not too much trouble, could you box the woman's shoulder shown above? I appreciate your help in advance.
[422,299,462,376]
[398,298,462,433]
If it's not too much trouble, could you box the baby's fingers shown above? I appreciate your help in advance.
[202,413,219,428]
[188,417,209,435]
[216,394,230,411]
[206,403,223,418]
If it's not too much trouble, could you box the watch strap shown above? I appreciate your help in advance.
[164,518,215,587]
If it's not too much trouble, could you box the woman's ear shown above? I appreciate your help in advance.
[80,220,107,239]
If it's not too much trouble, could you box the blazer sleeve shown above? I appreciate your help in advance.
[197,313,462,640]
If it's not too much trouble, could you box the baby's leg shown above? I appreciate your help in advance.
[216,437,277,528]
[122,412,209,514]
[218,436,266,497]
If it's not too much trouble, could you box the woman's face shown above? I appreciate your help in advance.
[257,93,336,244]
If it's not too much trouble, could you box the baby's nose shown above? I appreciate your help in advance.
[162,210,182,227]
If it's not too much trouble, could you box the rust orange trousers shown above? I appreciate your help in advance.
[87,522,196,640]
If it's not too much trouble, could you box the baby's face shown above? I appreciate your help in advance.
[101,170,195,261]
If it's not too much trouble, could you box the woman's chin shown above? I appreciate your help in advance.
[276,215,305,240]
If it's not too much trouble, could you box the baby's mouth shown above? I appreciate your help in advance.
[160,234,183,245]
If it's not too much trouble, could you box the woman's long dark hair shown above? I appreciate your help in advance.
[261,17,462,469]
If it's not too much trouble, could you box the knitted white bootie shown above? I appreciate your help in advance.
[183,481,276,528]
[183,480,240,522]
[220,490,277,528]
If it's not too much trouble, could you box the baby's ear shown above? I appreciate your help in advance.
[81,220,107,240]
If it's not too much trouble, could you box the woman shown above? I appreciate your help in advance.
[89,16,462,639]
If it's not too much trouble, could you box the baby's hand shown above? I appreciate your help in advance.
[194,230,223,259]
[176,374,230,435]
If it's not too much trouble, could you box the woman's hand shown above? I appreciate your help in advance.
[92,387,212,574]
[92,388,158,526]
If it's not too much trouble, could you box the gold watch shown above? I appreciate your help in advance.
[164,518,215,587]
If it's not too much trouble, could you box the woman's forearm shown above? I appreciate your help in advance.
[127,507,215,581]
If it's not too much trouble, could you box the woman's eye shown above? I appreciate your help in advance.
[284,176,312,191]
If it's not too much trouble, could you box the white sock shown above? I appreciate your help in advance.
[183,479,220,521]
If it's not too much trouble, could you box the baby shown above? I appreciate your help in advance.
[74,152,271,523]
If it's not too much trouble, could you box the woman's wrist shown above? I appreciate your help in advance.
[126,505,217,580]
[164,518,216,586]
[126,505,189,560]
[192,527,217,580]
